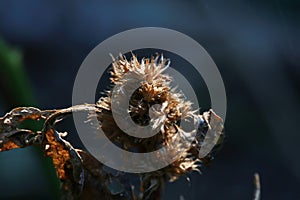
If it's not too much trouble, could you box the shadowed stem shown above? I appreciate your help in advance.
[253,173,261,200]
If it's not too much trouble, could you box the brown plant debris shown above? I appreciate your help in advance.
[0,141,20,151]
[0,54,224,200]
[45,128,71,180]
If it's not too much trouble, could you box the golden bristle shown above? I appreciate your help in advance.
[95,54,223,181]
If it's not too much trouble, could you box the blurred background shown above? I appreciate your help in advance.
[0,0,299,199]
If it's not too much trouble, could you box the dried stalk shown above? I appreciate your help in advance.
[253,173,261,200]
[0,54,225,199]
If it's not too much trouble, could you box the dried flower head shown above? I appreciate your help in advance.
[0,53,224,199]
[96,54,224,182]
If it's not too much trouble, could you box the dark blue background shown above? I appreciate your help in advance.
[0,0,299,199]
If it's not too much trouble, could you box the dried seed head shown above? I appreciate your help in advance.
[96,54,224,181]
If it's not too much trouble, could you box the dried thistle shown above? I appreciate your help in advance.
[0,54,224,200]
[96,54,224,196]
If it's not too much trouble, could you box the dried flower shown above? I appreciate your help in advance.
[96,54,224,183]
[0,53,224,200]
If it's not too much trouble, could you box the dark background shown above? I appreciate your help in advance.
[0,0,299,199]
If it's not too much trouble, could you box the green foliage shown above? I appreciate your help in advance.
[0,39,60,199]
